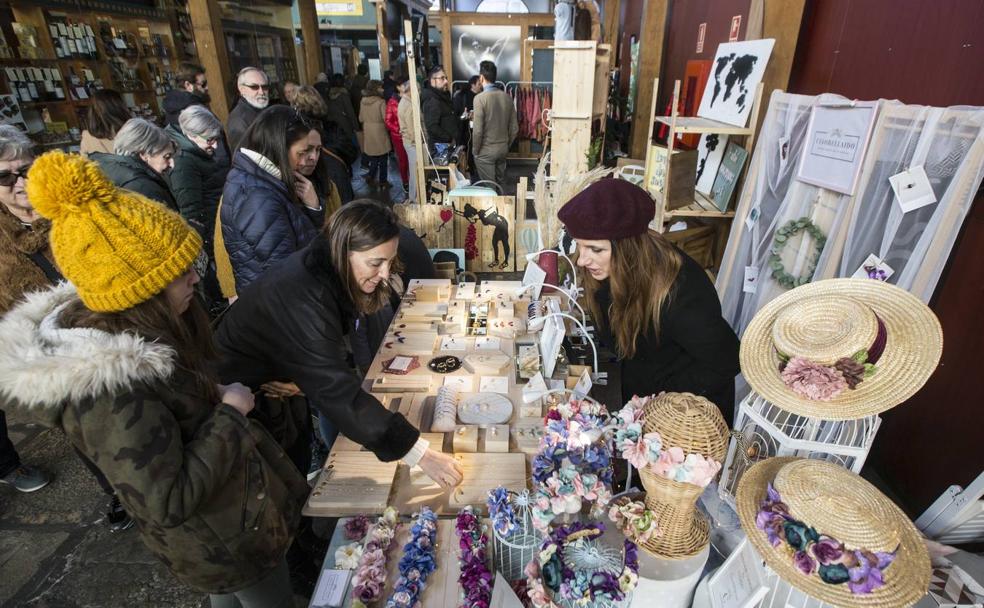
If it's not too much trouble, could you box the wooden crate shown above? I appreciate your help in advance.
[663,224,716,268]
[646,144,698,210]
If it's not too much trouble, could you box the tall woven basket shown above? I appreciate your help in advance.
[639,392,729,559]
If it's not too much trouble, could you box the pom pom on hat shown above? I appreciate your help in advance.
[26,151,202,312]
[557,178,655,240]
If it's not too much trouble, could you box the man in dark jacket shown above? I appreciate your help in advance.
[163,63,210,128]
[420,66,458,146]
[349,65,369,117]
[227,67,270,151]
[321,73,360,150]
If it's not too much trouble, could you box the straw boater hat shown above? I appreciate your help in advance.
[740,278,942,420]
[736,458,930,607]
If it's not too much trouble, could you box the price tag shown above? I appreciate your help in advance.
[744,206,760,231]
[521,260,547,299]
[890,165,936,213]
[851,254,894,282]
[743,266,759,294]
[571,369,592,400]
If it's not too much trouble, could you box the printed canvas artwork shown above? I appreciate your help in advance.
[695,133,729,196]
[697,39,775,127]
[453,196,517,272]
[710,141,748,211]
[450,25,521,85]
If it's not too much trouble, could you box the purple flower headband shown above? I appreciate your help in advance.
[351,507,399,608]
[776,316,886,401]
[455,506,492,608]
[756,483,897,595]
[524,521,639,608]
[487,486,520,538]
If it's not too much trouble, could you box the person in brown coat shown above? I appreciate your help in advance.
[358,80,392,189]
[472,61,518,188]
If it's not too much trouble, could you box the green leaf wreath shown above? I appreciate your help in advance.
[769,217,826,289]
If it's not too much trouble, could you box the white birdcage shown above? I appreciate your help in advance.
[490,489,543,581]
[718,392,881,509]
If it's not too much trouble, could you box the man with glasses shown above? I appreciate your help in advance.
[163,63,231,165]
[227,67,271,151]
[421,65,459,151]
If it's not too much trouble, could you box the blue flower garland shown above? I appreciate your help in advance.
[487,486,519,538]
[385,507,439,608]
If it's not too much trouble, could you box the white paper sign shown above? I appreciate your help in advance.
[707,538,769,608]
[797,101,878,195]
[522,372,549,403]
[387,356,414,372]
[571,369,592,400]
[521,260,547,299]
[479,376,510,394]
[444,376,473,391]
[310,569,350,607]
[440,336,467,351]
[743,266,759,294]
[475,337,502,350]
[539,299,565,378]
[851,254,895,282]
[889,165,937,213]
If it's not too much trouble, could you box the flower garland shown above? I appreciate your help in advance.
[531,398,614,531]
[757,483,897,595]
[455,506,493,608]
[524,521,639,608]
[351,507,399,608]
[611,396,722,487]
[769,217,826,289]
[384,507,439,608]
[608,498,661,545]
[335,542,364,569]
[487,486,520,538]
[344,514,371,541]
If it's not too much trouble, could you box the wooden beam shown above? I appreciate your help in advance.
[188,0,233,122]
[298,0,321,84]
[376,1,391,71]
[602,0,621,47]
[754,0,807,134]
[405,19,427,202]
[628,0,669,160]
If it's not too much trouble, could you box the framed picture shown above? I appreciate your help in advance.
[710,141,748,211]
[450,25,521,85]
[796,100,879,195]
[695,133,729,196]
[696,39,775,127]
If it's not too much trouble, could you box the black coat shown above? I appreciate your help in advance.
[226,99,262,151]
[213,235,420,462]
[220,151,320,292]
[593,250,740,423]
[166,124,229,236]
[89,152,177,211]
[421,87,458,144]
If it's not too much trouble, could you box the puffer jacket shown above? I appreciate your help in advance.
[166,124,229,238]
[89,152,177,211]
[0,284,308,593]
[420,86,458,144]
[213,235,420,462]
[220,150,319,292]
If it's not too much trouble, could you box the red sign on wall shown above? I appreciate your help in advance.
[729,15,742,41]
[697,22,706,53]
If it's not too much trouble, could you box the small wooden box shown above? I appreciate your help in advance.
[452,425,479,453]
[483,425,510,452]
[647,144,698,211]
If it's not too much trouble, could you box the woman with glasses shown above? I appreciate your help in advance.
[168,106,230,239]
[217,106,323,295]
[90,118,177,210]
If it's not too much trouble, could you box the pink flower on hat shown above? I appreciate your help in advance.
[781,357,848,401]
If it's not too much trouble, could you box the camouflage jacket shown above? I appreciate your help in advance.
[0,284,309,593]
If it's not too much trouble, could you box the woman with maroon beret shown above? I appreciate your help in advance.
[558,179,740,423]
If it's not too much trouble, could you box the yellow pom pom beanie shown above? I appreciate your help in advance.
[25,151,202,312]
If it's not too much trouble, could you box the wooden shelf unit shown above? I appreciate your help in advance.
[643,78,764,227]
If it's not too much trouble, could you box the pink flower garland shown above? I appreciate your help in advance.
[351,507,399,608]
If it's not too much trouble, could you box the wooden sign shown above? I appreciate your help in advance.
[452,196,517,272]
[394,203,455,250]
[303,451,398,516]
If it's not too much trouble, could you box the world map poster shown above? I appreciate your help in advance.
[697,38,775,127]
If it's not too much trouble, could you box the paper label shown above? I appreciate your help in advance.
[444,376,473,391]
[388,356,414,372]
[696,23,706,53]
[743,266,759,294]
[571,369,592,400]
[521,261,547,299]
[311,569,350,607]
[440,336,466,351]
[522,372,549,403]
[479,376,510,395]
[475,337,501,350]
[851,253,894,282]
[745,206,760,231]
[890,165,937,213]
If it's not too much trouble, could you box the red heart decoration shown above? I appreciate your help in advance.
[440,209,453,223]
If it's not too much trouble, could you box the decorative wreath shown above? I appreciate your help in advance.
[769,217,827,290]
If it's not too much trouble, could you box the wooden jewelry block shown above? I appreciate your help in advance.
[411,285,451,302]
[520,403,544,419]
[419,432,447,452]
[449,453,526,507]
[483,425,510,452]
[462,352,512,375]
[452,425,479,453]
[371,375,432,393]
[303,451,398,516]
[512,423,545,455]
[458,392,512,426]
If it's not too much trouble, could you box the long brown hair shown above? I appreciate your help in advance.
[86,89,132,140]
[325,200,403,316]
[58,292,220,403]
[580,231,682,359]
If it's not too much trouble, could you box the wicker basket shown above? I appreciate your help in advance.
[638,392,729,560]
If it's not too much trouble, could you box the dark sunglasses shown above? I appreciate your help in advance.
[0,163,31,187]
[242,83,270,91]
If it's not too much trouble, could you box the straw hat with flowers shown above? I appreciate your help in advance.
[736,457,930,607]
[739,278,942,420]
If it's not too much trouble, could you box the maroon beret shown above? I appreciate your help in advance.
[557,178,655,240]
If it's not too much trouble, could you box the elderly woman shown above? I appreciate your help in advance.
[168,105,229,238]
[90,118,177,210]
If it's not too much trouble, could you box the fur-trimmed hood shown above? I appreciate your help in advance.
[0,283,175,424]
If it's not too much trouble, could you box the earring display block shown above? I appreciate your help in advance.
[482,424,510,452]
[452,424,479,453]
[462,352,512,375]
[371,374,433,393]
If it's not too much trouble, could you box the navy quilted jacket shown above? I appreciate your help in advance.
[220,151,319,292]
